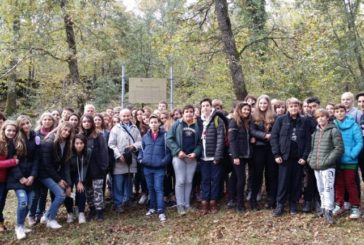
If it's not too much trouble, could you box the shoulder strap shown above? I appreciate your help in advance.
[121,125,135,143]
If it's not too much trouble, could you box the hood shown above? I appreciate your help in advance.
[335,116,356,130]
[317,123,336,132]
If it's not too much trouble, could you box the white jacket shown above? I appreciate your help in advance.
[108,123,142,174]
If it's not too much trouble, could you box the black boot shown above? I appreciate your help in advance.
[302,201,311,213]
[273,204,284,217]
[96,209,104,222]
[87,207,96,221]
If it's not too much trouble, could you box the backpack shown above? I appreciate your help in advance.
[213,112,229,149]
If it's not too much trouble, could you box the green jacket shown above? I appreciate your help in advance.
[166,119,202,157]
[307,124,344,170]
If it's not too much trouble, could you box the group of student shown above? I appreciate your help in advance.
[0,91,364,240]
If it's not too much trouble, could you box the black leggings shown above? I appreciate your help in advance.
[233,159,247,209]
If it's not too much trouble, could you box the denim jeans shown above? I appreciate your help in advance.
[144,168,165,213]
[112,174,133,207]
[15,189,34,226]
[200,160,223,201]
[40,178,65,220]
[172,157,197,208]
[0,182,7,223]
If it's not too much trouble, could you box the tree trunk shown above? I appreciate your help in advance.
[215,0,248,100]
[5,12,20,116]
[61,0,80,84]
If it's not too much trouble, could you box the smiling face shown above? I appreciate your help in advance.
[201,101,212,117]
[258,98,269,112]
[20,119,32,134]
[60,127,71,140]
[120,110,131,124]
[241,105,251,118]
[4,125,17,139]
[341,94,353,109]
[94,116,103,128]
[42,115,54,129]
[358,96,364,111]
[183,108,194,123]
[287,103,300,117]
[334,108,346,121]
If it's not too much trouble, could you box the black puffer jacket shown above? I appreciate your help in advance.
[38,133,69,182]
[228,118,252,159]
[201,110,226,162]
[270,114,311,161]
[250,121,273,146]
[7,131,40,190]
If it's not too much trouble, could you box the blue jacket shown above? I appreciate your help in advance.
[139,129,172,169]
[334,116,363,169]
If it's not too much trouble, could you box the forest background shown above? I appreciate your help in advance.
[1,0,364,116]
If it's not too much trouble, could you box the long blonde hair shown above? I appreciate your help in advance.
[252,95,274,132]
[35,112,56,131]
[46,122,74,162]
[0,120,26,157]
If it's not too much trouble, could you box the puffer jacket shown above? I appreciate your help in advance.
[64,149,92,185]
[228,118,252,159]
[201,110,226,161]
[334,116,363,169]
[108,123,142,175]
[7,131,40,190]
[250,121,273,146]
[307,124,343,170]
[166,119,202,157]
[138,129,172,169]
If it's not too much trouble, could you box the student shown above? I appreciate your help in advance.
[166,104,202,215]
[138,115,172,222]
[158,101,168,113]
[28,112,56,226]
[61,107,74,123]
[51,110,61,125]
[250,95,277,210]
[79,114,109,221]
[68,113,80,133]
[307,109,343,224]
[272,100,286,116]
[38,122,74,229]
[64,134,91,224]
[341,92,362,123]
[199,98,225,215]
[108,109,142,213]
[7,116,40,239]
[333,104,363,219]
[270,97,311,217]
[84,104,96,117]
[228,102,252,213]
[0,121,21,233]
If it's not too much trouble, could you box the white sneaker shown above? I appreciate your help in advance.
[15,226,26,240]
[40,215,48,224]
[24,227,32,233]
[344,202,351,210]
[349,207,361,219]
[78,212,86,224]
[46,220,62,229]
[146,209,156,216]
[333,204,345,216]
[159,213,167,222]
[66,213,74,223]
[27,216,36,227]
[139,194,148,205]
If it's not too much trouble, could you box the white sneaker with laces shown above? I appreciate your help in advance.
[145,209,156,216]
[78,212,86,224]
[139,194,148,205]
[159,213,167,222]
[40,215,48,224]
[333,204,345,216]
[46,220,62,229]
[349,207,361,219]
[66,213,74,223]
[15,226,26,240]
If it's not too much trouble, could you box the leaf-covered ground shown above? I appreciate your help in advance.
[1,192,364,245]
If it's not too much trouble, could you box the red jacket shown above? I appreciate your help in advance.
[0,155,17,183]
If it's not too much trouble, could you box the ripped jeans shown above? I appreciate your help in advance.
[15,189,35,226]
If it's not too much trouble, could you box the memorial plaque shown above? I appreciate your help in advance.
[129,78,167,103]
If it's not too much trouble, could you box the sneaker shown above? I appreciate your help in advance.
[177,205,187,216]
[349,207,361,219]
[15,226,26,240]
[66,213,74,223]
[138,194,148,205]
[46,220,62,229]
[227,200,236,209]
[146,209,156,216]
[344,202,351,210]
[324,210,335,224]
[273,206,284,217]
[333,204,345,216]
[23,227,32,233]
[27,216,37,227]
[78,212,86,224]
[159,213,167,222]
[40,215,48,224]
